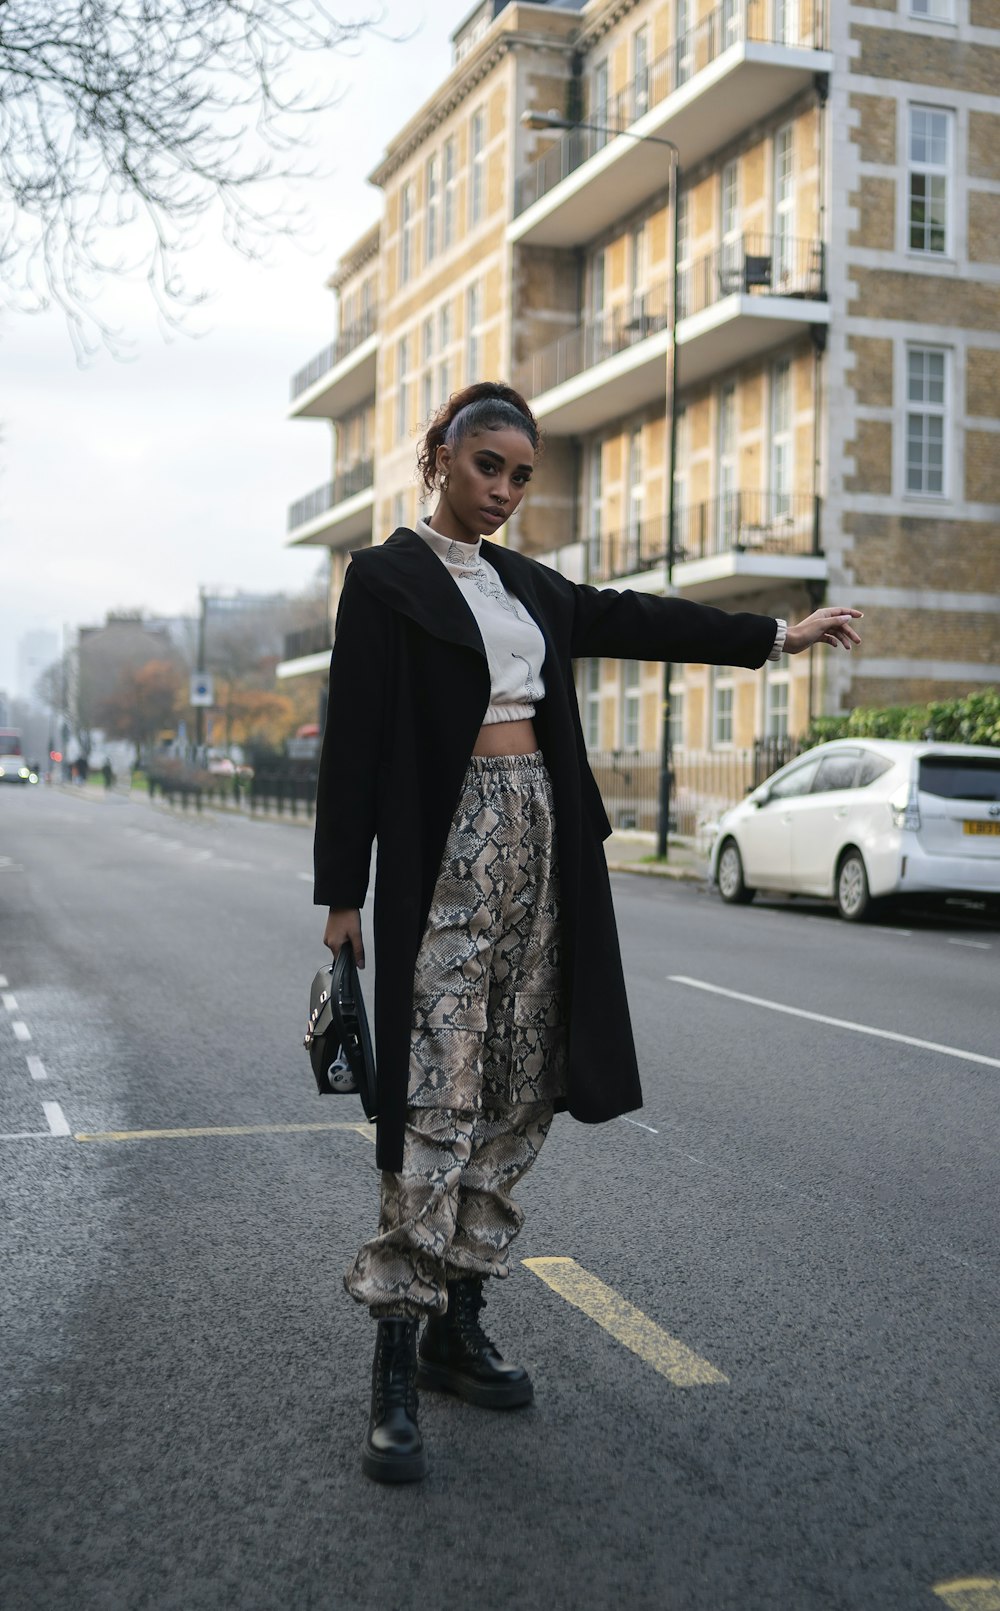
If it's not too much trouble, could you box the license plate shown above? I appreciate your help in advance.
[963,820,1000,835]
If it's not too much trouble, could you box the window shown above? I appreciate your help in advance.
[466,281,483,382]
[711,669,734,748]
[812,752,862,793]
[422,316,434,365]
[910,0,954,18]
[716,384,737,550]
[438,359,450,406]
[584,659,601,749]
[908,106,951,255]
[630,222,648,299]
[675,0,692,86]
[439,301,452,351]
[443,137,458,248]
[769,757,821,799]
[672,407,688,556]
[421,367,434,423]
[391,491,407,531]
[764,669,789,741]
[400,182,415,286]
[770,360,792,518]
[722,0,740,48]
[675,188,690,319]
[621,661,641,752]
[469,108,486,227]
[632,25,649,120]
[587,441,604,575]
[592,59,609,148]
[720,160,740,289]
[425,154,440,264]
[858,752,893,788]
[906,346,947,495]
[773,124,795,285]
[774,0,798,44]
[590,251,606,319]
[626,426,644,551]
[396,335,410,442]
[668,676,685,755]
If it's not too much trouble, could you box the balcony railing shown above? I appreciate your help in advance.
[287,457,374,533]
[679,233,825,319]
[514,0,826,216]
[290,305,378,401]
[582,492,820,583]
[282,622,332,662]
[514,280,670,400]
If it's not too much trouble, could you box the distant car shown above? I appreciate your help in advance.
[710,740,1000,921]
[207,757,236,775]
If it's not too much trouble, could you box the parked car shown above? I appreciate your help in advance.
[710,740,1000,921]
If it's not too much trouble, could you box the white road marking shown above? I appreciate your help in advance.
[869,925,913,937]
[42,1102,71,1137]
[669,976,1000,1071]
[947,938,991,950]
[26,1056,47,1081]
[0,1130,53,1141]
[12,1021,31,1042]
[2,992,18,1010]
[620,1116,659,1134]
[0,974,7,988]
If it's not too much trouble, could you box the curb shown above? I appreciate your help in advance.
[605,859,709,883]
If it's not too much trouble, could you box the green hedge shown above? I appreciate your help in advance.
[806,687,1000,748]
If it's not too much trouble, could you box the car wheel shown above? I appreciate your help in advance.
[717,838,755,905]
[836,848,873,922]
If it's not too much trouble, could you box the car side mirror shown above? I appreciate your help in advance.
[752,786,770,807]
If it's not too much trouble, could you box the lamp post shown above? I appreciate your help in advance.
[519,111,681,859]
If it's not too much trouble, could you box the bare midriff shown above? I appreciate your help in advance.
[471,717,538,758]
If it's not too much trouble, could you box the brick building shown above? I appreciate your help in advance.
[281,0,1000,817]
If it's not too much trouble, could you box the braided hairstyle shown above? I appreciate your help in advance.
[416,381,542,492]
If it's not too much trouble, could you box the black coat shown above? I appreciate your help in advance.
[313,528,777,1171]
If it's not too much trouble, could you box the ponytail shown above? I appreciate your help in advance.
[416,381,541,491]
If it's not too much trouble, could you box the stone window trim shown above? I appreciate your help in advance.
[710,666,735,751]
[908,0,957,23]
[905,103,955,259]
[901,342,951,501]
[469,105,487,230]
[425,152,440,266]
[442,136,458,250]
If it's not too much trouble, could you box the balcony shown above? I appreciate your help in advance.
[520,237,825,431]
[541,493,827,602]
[510,0,832,249]
[288,306,378,420]
[277,621,333,680]
[676,232,828,387]
[287,458,374,548]
[513,280,670,434]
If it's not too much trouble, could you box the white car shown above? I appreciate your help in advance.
[710,739,1000,921]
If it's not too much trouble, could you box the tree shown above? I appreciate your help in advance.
[100,658,184,754]
[0,0,380,358]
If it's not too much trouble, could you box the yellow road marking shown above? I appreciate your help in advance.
[522,1257,728,1387]
[933,1580,1000,1609]
[74,1121,376,1143]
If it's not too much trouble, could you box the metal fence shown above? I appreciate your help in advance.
[679,233,825,319]
[588,739,807,835]
[514,0,826,216]
[288,458,374,533]
[290,305,378,400]
[283,622,333,662]
[514,280,670,400]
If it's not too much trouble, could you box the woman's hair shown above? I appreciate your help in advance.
[416,382,541,492]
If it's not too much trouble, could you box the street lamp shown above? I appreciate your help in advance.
[519,111,681,859]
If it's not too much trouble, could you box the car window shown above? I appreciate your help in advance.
[918,755,1000,802]
[811,752,862,793]
[768,758,821,800]
[857,752,893,787]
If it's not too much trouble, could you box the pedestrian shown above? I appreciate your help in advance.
[313,380,862,1485]
[102,759,114,791]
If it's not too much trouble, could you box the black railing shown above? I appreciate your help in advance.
[581,493,821,584]
[586,737,811,835]
[288,458,374,533]
[679,232,825,319]
[514,0,826,216]
[290,305,379,400]
[514,281,671,400]
[282,622,332,662]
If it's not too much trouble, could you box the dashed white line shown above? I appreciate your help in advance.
[620,1116,659,1135]
[2,992,18,1010]
[0,1130,53,1141]
[669,976,1000,1071]
[12,1021,31,1043]
[42,1102,71,1137]
[947,938,991,951]
[0,974,8,988]
[26,1056,47,1081]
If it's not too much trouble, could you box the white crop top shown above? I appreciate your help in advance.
[416,518,546,725]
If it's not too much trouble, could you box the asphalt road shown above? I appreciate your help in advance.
[1,784,998,1611]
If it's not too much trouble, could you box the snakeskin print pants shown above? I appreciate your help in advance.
[345,752,566,1318]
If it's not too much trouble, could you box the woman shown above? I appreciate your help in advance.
[314,381,861,1485]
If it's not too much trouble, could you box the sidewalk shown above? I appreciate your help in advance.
[604,829,711,883]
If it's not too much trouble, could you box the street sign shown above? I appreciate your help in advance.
[190,673,214,707]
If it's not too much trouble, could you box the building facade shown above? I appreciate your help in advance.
[281,0,1000,823]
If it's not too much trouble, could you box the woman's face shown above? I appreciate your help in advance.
[436,426,535,540]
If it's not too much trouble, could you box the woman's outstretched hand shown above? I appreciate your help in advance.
[785,607,863,655]
[324,907,365,968]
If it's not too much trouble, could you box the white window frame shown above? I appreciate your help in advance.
[675,188,690,320]
[421,367,434,424]
[400,181,415,287]
[909,0,955,20]
[773,123,795,287]
[620,660,641,752]
[592,58,610,147]
[720,159,741,291]
[904,345,949,498]
[632,25,649,121]
[626,425,644,548]
[711,668,734,749]
[443,137,458,248]
[770,359,793,520]
[764,663,790,741]
[396,335,410,442]
[425,153,440,264]
[584,658,601,750]
[587,440,604,574]
[391,491,407,531]
[466,281,483,383]
[716,384,738,551]
[668,673,686,755]
[907,105,953,257]
[675,0,692,86]
[469,107,486,228]
[439,300,452,352]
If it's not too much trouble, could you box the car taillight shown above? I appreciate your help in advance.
[891,782,921,832]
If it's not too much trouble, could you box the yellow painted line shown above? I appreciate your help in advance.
[933,1579,1000,1610]
[74,1121,376,1143]
[522,1257,728,1387]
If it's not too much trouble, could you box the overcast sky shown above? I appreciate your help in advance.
[0,0,476,699]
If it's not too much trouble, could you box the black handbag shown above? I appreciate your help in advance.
[303,946,378,1121]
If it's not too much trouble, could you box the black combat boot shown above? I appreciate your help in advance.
[362,1319,427,1484]
[416,1277,533,1409]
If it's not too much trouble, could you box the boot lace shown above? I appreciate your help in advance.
[374,1326,418,1417]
